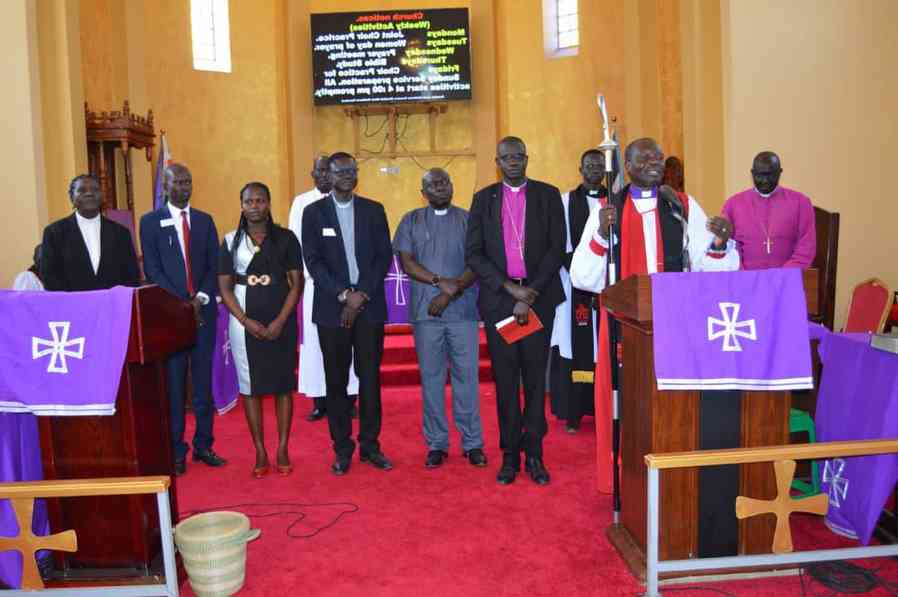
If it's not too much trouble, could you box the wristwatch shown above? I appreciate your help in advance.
[430,275,441,288]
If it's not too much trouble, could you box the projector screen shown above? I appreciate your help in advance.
[311,8,473,106]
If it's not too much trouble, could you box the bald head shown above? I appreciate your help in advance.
[624,138,665,188]
[495,136,528,185]
[421,167,453,209]
[163,162,193,208]
[312,154,332,193]
[751,151,782,195]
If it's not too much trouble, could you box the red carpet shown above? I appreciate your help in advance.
[177,387,898,596]
[381,324,493,386]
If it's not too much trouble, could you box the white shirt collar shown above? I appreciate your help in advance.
[75,211,101,227]
[755,186,778,198]
[332,194,354,209]
[502,180,527,193]
[167,202,191,220]
[433,208,448,216]
[632,196,658,215]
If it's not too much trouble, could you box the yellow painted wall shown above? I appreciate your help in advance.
[497,0,628,193]
[721,0,898,325]
[141,0,291,234]
[0,0,46,287]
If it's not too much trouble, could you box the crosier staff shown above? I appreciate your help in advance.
[597,94,622,525]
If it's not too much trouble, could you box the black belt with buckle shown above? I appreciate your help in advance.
[235,274,278,287]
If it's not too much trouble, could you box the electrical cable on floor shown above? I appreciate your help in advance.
[800,561,898,596]
[181,501,359,539]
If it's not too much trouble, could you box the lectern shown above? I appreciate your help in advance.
[38,285,195,578]
[603,269,819,570]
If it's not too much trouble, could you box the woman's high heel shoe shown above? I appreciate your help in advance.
[276,464,293,476]
[252,465,270,479]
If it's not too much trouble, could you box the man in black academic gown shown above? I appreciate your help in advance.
[465,136,566,486]
[550,149,606,433]
[40,174,140,291]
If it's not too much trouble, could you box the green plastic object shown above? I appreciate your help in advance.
[789,407,820,497]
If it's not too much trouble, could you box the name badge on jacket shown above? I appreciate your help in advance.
[322,227,337,237]
[160,218,175,227]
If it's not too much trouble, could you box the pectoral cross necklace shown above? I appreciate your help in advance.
[752,197,773,255]
[503,194,526,260]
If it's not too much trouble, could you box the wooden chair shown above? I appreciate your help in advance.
[843,278,894,333]
[811,206,840,330]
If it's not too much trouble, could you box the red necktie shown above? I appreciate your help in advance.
[181,211,195,295]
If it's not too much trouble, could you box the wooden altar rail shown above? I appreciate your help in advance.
[644,439,898,597]
[0,476,177,597]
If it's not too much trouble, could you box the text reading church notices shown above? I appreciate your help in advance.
[311,8,473,106]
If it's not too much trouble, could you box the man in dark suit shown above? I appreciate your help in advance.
[302,151,394,476]
[139,163,225,476]
[40,174,140,291]
[465,136,566,486]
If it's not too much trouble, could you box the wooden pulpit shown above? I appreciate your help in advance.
[603,269,819,572]
[38,285,195,578]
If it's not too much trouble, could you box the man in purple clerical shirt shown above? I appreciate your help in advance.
[721,151,816,270]
[465,136,566,486]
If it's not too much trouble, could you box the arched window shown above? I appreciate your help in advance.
[543,0,579,58]
[190,0,232,73]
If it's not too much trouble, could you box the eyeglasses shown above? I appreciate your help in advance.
[331,167,358,176]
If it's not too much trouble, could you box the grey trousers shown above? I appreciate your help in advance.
[412,319,484,452]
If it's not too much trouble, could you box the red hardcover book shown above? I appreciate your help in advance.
[495,309,544,344]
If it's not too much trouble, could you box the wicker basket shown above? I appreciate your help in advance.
[174,511,261,597]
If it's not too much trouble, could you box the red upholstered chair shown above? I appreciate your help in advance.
[886,292,898,332]
[842,278,894,333]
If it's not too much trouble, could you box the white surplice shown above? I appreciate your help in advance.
[288,188,359,398]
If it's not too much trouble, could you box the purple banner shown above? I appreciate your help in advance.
[211,303,239,415]
[0,287,133,416]
[816,331,898,544]
[0,413,49,588]
[651,269,813,391]
[385,254,410,324]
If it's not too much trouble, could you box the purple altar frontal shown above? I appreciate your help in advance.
[0,413,49,589]
[815,331,898,544]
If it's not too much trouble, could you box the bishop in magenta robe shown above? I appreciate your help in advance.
[721,151,816,270]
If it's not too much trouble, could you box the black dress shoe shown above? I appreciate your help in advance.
[331,458,351,476]
[463,448,488,467]
[193,449,227,467]
[425,450,448,468]
[306,407,326,422]
[174,460,186,476]
[525,456,551,486]
[496,464,517,485]
[360,451,394,471]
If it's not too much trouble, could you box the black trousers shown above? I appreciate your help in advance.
[484,319,553,463]
[317,318,385,459]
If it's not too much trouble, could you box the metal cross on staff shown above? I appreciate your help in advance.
[735,459,829,553]
[0,497,77,589]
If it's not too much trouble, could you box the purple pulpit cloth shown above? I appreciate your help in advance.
[651,269,813,391]
[0,413,49,589]
[384,254,410,324]
[815,331,898,544]
[211,303,238,415]
[0,287,133,416]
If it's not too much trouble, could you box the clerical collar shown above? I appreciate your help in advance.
[503,180,527,193]
[432,208,448,216]
[75,211,100,224]
[629,184,657,199]
[755,186,778,198]
[331,193,354,209]
[586,188,602,197]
